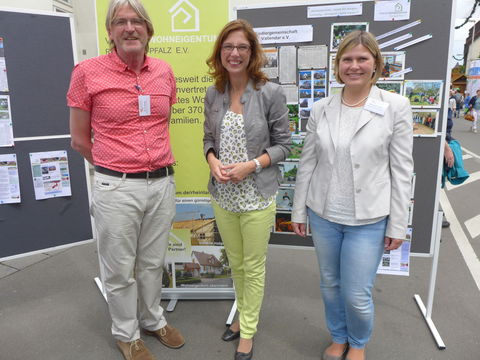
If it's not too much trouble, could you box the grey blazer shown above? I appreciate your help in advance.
[203,80,291,199]
[291,86,413,239]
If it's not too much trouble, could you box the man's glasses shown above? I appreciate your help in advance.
[112,18,146,28]
[221,44,251,53]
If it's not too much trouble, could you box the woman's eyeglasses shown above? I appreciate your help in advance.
[221,44,251,53]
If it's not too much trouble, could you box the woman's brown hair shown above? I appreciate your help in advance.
[206,19,268,93]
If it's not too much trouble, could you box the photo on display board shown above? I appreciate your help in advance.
[172,203,222,246]
[298,70,326,120]
[174,246,233,289]
[162,263,174,288]
[299,89,311,99]
[376,81,403,95]
[329,81,344,96]
[276,187,295,211]
[329,53,336,74]
[411,109,439,136]
[287,104,300,135]
[380,52,406,80]
[287,136,304,160]
[299,107,311,118]
[279,161,298,186]
[330,22,369,52]
[404,80,443,108]
[274,212,294,234]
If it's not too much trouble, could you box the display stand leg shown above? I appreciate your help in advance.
[94,276,107,302]
[414,210,446,349]
[166,299,178,312]
[226,300,237,326]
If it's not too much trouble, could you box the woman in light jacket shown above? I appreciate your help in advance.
[292,31,413,360]
[203,19,290,360]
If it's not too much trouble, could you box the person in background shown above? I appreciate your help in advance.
[468,89,480,133]
[67,1,184,359]
[454,89,464,118]
[203,19,290,360]
[464,91,471,113]
[292,31,413,360]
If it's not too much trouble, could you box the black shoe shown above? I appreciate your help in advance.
[222,327,240,341]
[442,220,450,228]
[234,345,253,360]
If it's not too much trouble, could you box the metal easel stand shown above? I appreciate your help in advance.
[94,276,107,301]
[226,300,237,326]
[413,210,446,349]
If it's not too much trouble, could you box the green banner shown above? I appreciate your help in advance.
[95,0,229,198]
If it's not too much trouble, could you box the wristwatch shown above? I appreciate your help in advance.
[253,158,262,173]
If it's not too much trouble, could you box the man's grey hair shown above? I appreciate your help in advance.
[105,0,154,53]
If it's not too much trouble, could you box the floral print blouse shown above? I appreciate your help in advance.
[213,110,274,212]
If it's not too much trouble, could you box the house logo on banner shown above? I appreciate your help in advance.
[169,0,200,32]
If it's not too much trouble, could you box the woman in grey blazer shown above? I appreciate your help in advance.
[203,19,290,360]
[292,31,413,360]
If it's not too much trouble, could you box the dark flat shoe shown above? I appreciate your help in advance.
[234,346,253,360]
[222,327,240,341]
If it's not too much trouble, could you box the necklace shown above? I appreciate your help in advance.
[341,94,369,107]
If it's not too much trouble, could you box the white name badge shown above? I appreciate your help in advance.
[364,98,389,116]
[138,95,151,116]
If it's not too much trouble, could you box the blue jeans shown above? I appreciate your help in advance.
[308,208,387,348]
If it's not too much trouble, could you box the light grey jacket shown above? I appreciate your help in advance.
[291,86,413,239]
[203,80,291,199]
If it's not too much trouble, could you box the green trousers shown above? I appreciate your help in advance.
[212,200,275,339]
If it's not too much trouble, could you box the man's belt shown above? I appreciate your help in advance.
[94,165,174,179]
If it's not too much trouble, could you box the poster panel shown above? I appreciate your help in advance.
[96,0,228,198]
[95,0,231,296]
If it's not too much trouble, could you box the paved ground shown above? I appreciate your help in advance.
[0,230,479,360]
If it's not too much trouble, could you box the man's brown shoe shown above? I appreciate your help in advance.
[144,324,185,349]
[116,339,155,360]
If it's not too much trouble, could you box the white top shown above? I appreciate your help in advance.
[322,104,386,225]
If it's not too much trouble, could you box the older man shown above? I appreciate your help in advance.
[67,1,184,359]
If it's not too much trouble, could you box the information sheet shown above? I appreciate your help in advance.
[281,84,299,104]
[0,153,20,204]
[298,45,328,69]
[255,25,313,44]
[279,46,297,84]
[0,37,9,92]
[0,95,14,147]
[374,0,411,21]
[308,3,363,18]
[377,229,412,276]
[262,47,279,79]
[29,150,72,200]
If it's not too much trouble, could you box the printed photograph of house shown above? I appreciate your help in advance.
[175,246,233,288]
[173,203,223,246]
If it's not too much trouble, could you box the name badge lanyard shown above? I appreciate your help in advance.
[137,82,151,116]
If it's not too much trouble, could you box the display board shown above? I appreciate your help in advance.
[0,9,92,259]
[237,0,453,254]
[95,0,233,299]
